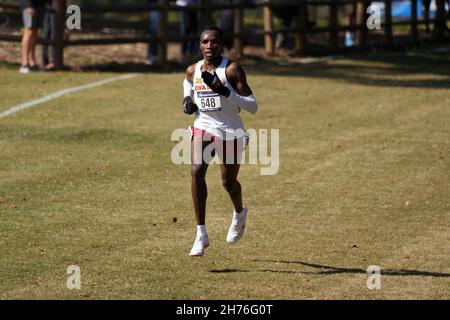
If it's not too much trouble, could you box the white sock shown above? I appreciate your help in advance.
[234,207,244,215]
[197,225,207,236]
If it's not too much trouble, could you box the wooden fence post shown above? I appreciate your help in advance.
[203,0,213,26]
[294,0,308,55]
[384,0,392,46]
[434,0,446,40]
[157,0,168,63]
[52,0,65,69]
[263,0,275,55]
[233,0,244,58]
[330,0,339,51]
[355,0,367,50]
[410,0,418,44]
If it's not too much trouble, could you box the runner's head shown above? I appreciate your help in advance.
[199,25,223,63]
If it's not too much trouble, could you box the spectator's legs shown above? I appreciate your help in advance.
[276,15,292,49]
[42,12,50,66]
[147,10,159,64]
[423,0,431,34]
[47,11,55,68]
[28,28,38,66]
[21,28,32,66]
[21,28,38,66]
[180,11,200,61]
[180,12,189,56]
[218,10,234,50]
[189,12,200,57]
[20,6,43,72]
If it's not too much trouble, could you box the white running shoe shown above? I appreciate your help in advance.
[19,65,30,74]
[189,233,209,256]
[226,206,247,244]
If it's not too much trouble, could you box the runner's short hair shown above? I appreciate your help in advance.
[200,25,223,43]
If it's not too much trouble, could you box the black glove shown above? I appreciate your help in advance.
[201,71,230,97]
[182,96,198,115]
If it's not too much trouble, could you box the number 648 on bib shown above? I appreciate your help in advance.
[197,92,222,112]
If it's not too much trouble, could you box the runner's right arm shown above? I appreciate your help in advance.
[182,64,198,115]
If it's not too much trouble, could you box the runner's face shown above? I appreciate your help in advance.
[199,30,222,61]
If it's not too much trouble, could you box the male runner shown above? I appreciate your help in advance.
[181,25,259,256]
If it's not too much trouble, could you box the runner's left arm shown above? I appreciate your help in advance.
[225,63,258,114]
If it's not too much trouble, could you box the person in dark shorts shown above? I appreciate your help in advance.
[20,0,48,73]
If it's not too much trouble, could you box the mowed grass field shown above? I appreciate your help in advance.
[0,52,449,299]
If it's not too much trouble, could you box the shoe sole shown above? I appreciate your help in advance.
[189,243,209,257]
[226,235,243,244]
[190,253,203,257]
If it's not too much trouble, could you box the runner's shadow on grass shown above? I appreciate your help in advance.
[209,268,297,274]
[251,260,450,278]
[209,260,450,278]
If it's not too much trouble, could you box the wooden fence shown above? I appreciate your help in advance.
[0,0,448,69]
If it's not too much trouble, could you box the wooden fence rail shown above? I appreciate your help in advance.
[0,0,447,69]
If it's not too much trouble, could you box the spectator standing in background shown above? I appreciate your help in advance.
[41,0,55,70]
[20,0,48,73]
[146,0,159,65]
[344,10,355,47]
[217,0,234,51]
[176,0,201,62]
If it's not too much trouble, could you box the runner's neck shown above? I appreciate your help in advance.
[203,56,223,70]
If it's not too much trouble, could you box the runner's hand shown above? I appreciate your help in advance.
[201,71,230,97]
[182,96,198,115]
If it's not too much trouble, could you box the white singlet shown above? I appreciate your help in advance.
[192,57,245,140]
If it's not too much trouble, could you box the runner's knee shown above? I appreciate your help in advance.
[222,178,239,193]
[191,164,206,181]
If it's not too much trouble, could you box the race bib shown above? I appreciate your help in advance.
[197,91,222,112]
